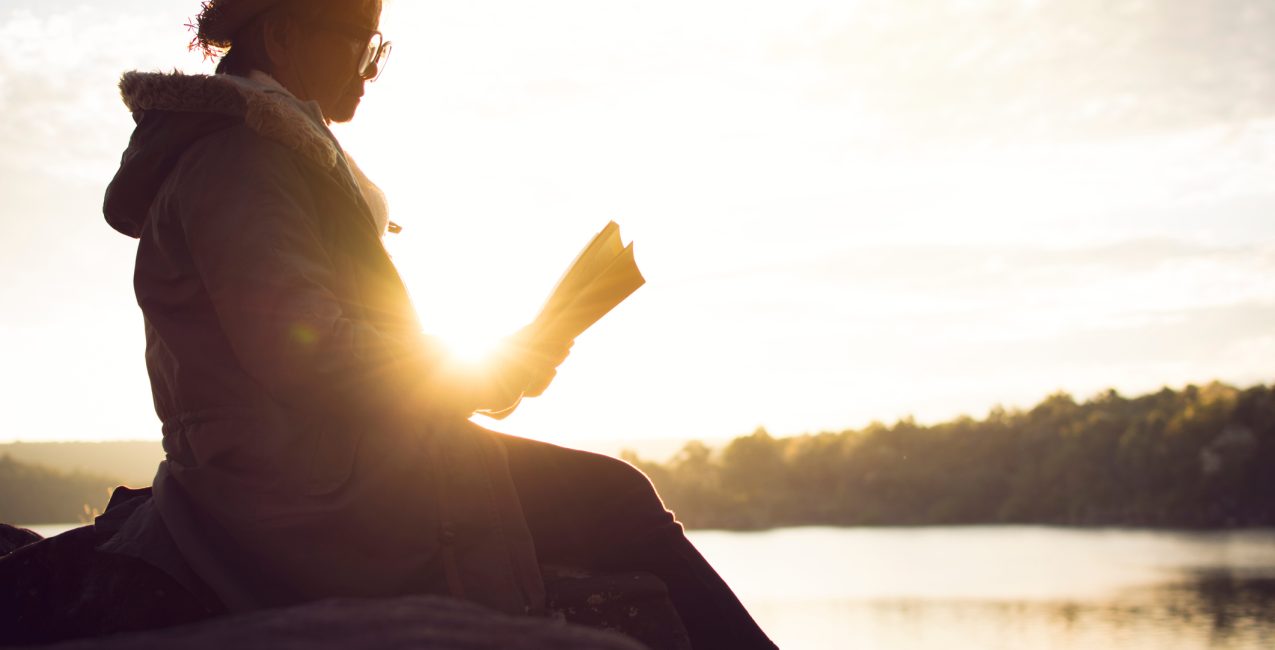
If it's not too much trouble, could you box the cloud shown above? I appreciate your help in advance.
[0,5,208,181]
[777,0,1275,143]
[0,3,213,275]
[749,238,1274,301]
[654,238,1275,386]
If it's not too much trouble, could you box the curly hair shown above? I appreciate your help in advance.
[189,0,265,60]
[189,0,369,67]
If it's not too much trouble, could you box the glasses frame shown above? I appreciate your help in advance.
[302,18,393,82]
[359,33,392,82]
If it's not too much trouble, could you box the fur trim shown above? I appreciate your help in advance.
[119,71,339,169]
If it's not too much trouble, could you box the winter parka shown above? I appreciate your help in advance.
[99,71,545,616]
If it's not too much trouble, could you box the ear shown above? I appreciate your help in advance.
[261,14,300,76]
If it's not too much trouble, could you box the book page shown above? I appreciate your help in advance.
[535,221,624,327]
[479,222,644,421]
[537,243,644,342]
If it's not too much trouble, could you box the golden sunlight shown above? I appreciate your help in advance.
[4,1,1275,649]
[435,326,503,365]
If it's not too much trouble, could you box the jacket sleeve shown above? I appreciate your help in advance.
[173,127,462,421]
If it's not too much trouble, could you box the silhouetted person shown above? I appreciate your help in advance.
[98,1,776,648]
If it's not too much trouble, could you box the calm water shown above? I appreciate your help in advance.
[23,524,1275,649]
[687,526,1275,650]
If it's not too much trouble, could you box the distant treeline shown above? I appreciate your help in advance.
[5,381,1273,528]
[0,455,118,525]
[0,441,162,487]
[623,381,1275,530]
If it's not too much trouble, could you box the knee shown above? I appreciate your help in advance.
[610,454,653,487]
[592,455,674,519]
[561,450,660,509]
[598,454,658,496]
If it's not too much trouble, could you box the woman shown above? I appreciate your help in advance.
[100,1,776,648]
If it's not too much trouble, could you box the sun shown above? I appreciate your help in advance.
[435,328,504,366]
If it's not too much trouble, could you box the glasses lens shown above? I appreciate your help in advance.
[358,32,382,78]
[369,41,391,81]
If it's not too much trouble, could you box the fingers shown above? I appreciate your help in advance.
[523,368,555,398]
[509,335,572,364]
[475,366,526,414]
[430,336,561,418]
[506,336,571,373]
[525,345,570,371]
[499,328,575,401]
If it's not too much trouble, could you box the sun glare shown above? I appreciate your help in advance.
[437,330,503,366]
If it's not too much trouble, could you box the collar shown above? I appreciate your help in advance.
[118,70,340,169]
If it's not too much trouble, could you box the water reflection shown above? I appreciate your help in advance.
[1152,571,1275,640]
[688,527,1275,650]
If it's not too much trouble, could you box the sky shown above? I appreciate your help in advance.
[1,0,1274,458]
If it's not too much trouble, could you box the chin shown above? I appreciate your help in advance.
[324,96,362,124]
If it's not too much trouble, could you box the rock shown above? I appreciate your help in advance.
[33,596,650,650]
[543,566,692,650]
[0,525,214,645]
[0,525,690,649]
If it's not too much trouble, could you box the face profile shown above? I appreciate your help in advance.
[195,0,390,123]
[281,1,388,122]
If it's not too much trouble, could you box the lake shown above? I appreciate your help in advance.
[21,524,1275,649]
[687,526,1275,649]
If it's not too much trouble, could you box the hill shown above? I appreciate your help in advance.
[623,381,1275,529]
[0,455,119,525]
[0,438,700,483]
[0,441,162,486]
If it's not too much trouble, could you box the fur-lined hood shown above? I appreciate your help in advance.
[104,71,389,238]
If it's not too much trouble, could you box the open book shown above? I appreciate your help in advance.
[478,221,645,419]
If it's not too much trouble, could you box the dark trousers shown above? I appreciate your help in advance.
[496,433,778,650]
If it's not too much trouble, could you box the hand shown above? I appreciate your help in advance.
[502,325,573,398]
[470,363,531,416]
[422,327,573,421]
[420,340,526,419]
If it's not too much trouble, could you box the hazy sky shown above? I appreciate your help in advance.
[2,0,1274,456]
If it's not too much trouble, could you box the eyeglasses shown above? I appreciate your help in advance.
[357,32,392,82]
[303,18,393,82]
